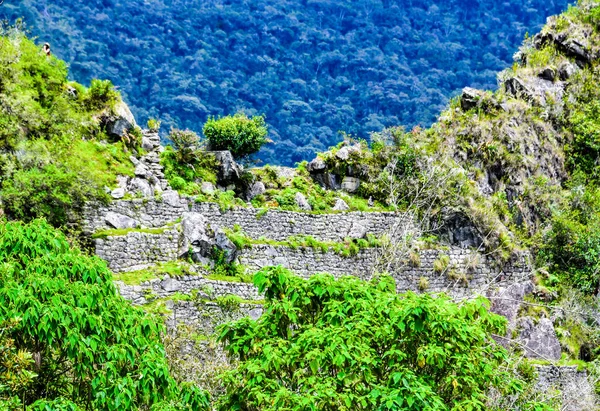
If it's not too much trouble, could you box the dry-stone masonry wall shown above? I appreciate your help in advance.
[95,228,179,272]
[83,198,415,242]
[118,276,261,305]
[535,365,597,411]
[114,245,532,303]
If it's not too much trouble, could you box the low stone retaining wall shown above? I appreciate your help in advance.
[83,198,414,242]
[118,276,261,305]
[95,228,179,272]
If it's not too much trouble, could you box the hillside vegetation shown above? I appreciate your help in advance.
[1,0,569,165]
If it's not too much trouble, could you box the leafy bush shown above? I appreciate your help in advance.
[0,219,209,410]
[203,113,268,159]
[218,267,549,410]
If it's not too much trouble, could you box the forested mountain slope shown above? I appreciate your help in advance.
[0,0,569,165]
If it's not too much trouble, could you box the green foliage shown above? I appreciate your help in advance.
[203,113,268,159]
[0,219,209,409]
[160,144,219,195]
[3,1,567,165]
[218,266,548,410]
[0,28,135,226]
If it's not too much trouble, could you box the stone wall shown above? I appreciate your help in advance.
[95,228,179,272]
[166,301,263,335]
[114,245,531,303]
[535,365,597,411]
[83,198,415,242]
[118,276,261,305]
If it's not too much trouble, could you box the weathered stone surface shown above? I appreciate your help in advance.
[341,176,360,193]
[212,151,242,185]
[437,209,484,248]
[104,101,136,139]
[332,198,349,211]
[538,67,557,81]
[335,146,350,160]
[307,157,326,172]
[111,187,125,199]
[295,192,311,211]
[460,87,486,111]
[558,61,578,80]
[180,212,213,260]
[347,221,367,239]
[518,317,561,360]
[504,75,564,107]
[215,229,237,264]
[162,190,181,207]
[535,365,598,411]
[246,181,265,200]
[129,177,153,198]
[105,211,137,230]
[134,163,149,177]
[161,276,182,292]
[489,281,535,326]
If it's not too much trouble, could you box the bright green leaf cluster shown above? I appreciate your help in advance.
[0,219,209,410]
[203,112,268,159]
[217,266,548,410]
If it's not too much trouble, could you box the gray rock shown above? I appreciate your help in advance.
[332,198,349,211]
[246,181,265,200]
[460,87,486,111]
[215,229,238,264]
[341,176,360,193]
[162,190,181,207]
[180,212,213,260]
[558,61,578,80]
[105,101,136,139]
[518,317,562,360]
[201,181,216,195]
[307,157,327,172]
[128,178,153,198]
[161,277,182,293]
[134,163,149,177]
[212,151,242,185]
[105,212,137,230]
[295,192,312,211]
[489,281,535,326]
[347,221,367,239]
[538,67,556,81]
[111,187,125,199]
[116,175,129,190]
[141,137,154,152]
[336,147,350,161]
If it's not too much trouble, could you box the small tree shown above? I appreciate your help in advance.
[203,113,268,159]
[169,128,201,164]
[217,266,550,411]
[0,219,209,410]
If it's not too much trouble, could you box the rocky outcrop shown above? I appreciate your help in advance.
[103,100,136,140]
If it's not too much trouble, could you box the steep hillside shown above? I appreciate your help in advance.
[1,0,569,165]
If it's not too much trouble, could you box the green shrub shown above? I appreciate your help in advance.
[203,112,268,159]
[82,79,120,111]
[217,267,548,410]
[0,219,209,409]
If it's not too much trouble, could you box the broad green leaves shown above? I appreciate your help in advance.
[0,219,209,410]
[218,266,545,411]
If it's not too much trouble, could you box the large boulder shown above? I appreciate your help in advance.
[128,177,153,198]
[212,151,242,185]
[214,229,238,264]
[180,212,214,261]
[104,211,137,230]
[517,317,562,360]
[341,177,360,193]
[104,101,136,139]
[460,87,486,111]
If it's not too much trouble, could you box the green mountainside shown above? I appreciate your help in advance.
[5,1,600,409]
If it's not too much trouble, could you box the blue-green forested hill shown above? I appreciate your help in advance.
[1,0,570,165]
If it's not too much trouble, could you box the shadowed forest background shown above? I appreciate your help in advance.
[1,0,570,165]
